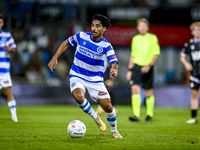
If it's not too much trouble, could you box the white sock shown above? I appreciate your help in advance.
[7,100,17,115]
[106,108,117,133]
[77,98,97,119]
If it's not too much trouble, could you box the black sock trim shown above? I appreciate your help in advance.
[191,110,197,118]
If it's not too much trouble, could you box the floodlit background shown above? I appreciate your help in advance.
[0,0,199,107]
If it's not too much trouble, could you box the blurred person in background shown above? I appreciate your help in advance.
[0,14,18,122]
[126,18,160,122]
[181,21,200,124]
[48,14,122,138]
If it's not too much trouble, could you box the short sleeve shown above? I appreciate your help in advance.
[131,37,136,57]
[180,43,189,57]
[152,35,160,55]
[67,32,79,47]
[7,33,16,49]
[106,45,118,64]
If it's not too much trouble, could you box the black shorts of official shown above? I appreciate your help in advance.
[129,64,153,89]
[190,75,200,90]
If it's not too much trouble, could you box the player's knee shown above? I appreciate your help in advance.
[131,85,140,94]
[72,91,85,103]
[103,103,113,113]
[145,89,153,98]
[72,88,85,104]
[191,90,199,99]
[145,93,152,98]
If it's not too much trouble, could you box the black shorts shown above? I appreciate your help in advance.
[129,64,153,89]
[190,75,200,90]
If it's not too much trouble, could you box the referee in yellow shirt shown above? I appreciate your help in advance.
[126,18,160,121]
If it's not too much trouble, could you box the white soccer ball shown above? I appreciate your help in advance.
[67,120,86,138]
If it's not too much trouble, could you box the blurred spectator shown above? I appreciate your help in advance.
[193,0,200,6]
[145,0,160,9]
[17,37,37,66]
[69,20,84,36]
[55,56,69,80]
[136,0,148,7]
[36,32,49,50]
[72,21,84,34]
[30,22,45,38]
[26,50,45,84]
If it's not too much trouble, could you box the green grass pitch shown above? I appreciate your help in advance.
[0,105,200,150]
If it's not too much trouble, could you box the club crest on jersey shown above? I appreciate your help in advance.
[191,45,195,50]
[71,83,75,87]
[98,92,107,96]
[97,47,103,53]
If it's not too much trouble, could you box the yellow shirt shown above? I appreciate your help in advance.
[131,33,160,66]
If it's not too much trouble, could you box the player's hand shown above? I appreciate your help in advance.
[105,79,114,87]
[184,62,193,72]
[4,46,13,51]
[126,71,132,81]
[48,57,58,72]
[110,68,118,78]
[141,66,151,73]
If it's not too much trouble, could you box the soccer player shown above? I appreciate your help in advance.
[126,18,160,122]
[48,14,122,138]
[0,14,18,122]
[181,21,200,124]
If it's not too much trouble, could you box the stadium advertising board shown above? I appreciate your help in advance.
[86,25,192,47]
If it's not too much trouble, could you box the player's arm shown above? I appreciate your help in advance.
[180,43,193,72]
[126,55,134,81]
[141,55,159,73]
[142,35,160,73]
[149,55,159,67]
[180,55,193,71]
[48,39,70,72]
[127,55,134,70]
[110,62,119,78]
[4,46,16,53]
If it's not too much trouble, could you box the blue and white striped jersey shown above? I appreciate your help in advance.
[0,30,16,75]
[67,32,118,83]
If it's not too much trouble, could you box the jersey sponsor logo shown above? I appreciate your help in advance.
[11,43,15,46]
[191,51,200,61]
[98,92,107,96]
[3,80,9,84]
[79,46,101,58]
[112,55,116,59]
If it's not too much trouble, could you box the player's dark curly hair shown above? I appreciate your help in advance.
[91,14,111,29]
[0,14,4,21]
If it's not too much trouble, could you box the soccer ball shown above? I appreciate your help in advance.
[67,120,86,138]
